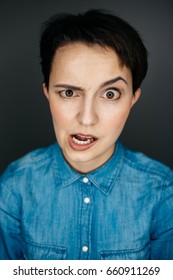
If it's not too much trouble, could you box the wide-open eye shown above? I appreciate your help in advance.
[102,88,120,100]
[59,89,77,98]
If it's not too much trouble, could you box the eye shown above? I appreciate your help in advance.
[59,89,77,98]
[102,88,120,100]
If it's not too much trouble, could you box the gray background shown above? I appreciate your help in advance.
[1,0,173,173]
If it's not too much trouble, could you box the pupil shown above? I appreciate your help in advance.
[66,90,73,97]
[106,91,114,99]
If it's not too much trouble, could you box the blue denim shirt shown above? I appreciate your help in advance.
[0,142,173,260]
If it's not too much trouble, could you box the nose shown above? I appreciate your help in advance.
[77,97,98,126]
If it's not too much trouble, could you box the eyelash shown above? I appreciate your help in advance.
[57,87,121,101]
[58,89,78,99]
[101,88,121,101]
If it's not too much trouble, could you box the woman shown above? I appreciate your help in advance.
[0,10,173,260]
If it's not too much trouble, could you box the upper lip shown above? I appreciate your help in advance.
[71,133,98,139]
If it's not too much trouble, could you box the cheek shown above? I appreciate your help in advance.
[116,108,131,124]
[49,101,73,127]
[102,104,132,130]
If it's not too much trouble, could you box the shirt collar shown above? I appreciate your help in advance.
[53,141,124,195]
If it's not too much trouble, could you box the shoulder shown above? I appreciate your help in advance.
[122,144,173,184]
[0,143,59,184]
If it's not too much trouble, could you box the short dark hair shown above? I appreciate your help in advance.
[40,9,148,92]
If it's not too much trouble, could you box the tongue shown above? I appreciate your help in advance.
[75,135,87,141]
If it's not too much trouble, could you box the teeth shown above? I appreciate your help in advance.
[77,135,93,140]
[72,136,94,145]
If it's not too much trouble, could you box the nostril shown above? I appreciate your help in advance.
[77,103,98,126]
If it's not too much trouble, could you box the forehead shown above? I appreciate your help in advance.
[50,43,132,86]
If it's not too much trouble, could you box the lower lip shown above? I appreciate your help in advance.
[68,135,98,151]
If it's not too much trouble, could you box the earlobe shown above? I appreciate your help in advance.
[131,88,141,107]
[43,83,49,100]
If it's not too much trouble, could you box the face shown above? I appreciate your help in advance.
[43,43,140,173]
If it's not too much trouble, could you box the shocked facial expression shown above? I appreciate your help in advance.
[43,43,140,173]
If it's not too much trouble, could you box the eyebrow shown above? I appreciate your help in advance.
[54,76,127,91]
[100,76,127,87]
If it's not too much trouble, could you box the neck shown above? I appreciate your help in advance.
[63,144,115,174]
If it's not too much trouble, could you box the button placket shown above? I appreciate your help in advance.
[79,176,93,259]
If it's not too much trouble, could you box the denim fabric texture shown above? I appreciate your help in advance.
[0,141,173,260]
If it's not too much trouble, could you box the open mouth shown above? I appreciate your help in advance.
[68,133,98,151]
[71,134,96,145]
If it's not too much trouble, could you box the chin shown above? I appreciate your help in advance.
[67,152,95,163]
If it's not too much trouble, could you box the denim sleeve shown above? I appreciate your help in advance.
[0,178,24,260]
[150,170,173,260]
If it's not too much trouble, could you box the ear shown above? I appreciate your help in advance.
[43,83,49,100]
[131,88,141,107]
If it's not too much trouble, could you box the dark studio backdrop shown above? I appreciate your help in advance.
[1,0,173,174]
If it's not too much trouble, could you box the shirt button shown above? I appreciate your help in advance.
[82,177,89,183]
[82,246,88,252]
[84,197,90,204]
